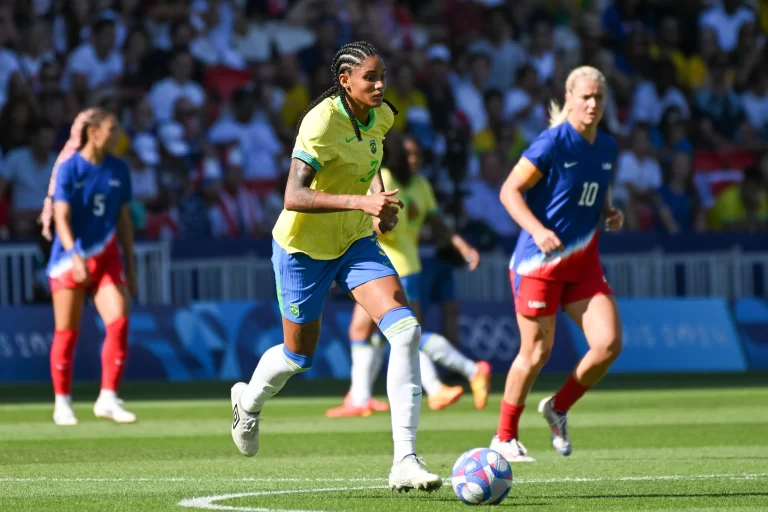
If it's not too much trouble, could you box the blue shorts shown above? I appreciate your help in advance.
[272,236,398,324]
[400,273,422,304]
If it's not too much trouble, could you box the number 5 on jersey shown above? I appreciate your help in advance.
[578,182,599,207]
[93,194,106,216]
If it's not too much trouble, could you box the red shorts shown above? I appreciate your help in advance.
[510,269,613,317]
[49,239,126,294]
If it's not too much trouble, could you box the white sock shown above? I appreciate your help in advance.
[421,332,478,380]
[380,308,422,461]
[368,333,388,389]
[55,394,72,407]
[350,340,374,407]
[240,344,312,413]
[98,390,117,401]
[419,351,442,397]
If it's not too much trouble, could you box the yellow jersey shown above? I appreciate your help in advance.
[377,168,439,277]
[272,96,395,260]
[707,184,768,230]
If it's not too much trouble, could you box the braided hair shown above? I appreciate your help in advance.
[296,41,398,142]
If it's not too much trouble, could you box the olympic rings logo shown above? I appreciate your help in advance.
[458,314,521,361]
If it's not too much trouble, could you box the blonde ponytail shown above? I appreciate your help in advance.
[547,65,608,129]
[548,99,569,128]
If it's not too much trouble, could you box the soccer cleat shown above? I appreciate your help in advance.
[428,385,464,411]
[539,396,572,456]
[325,403,373,418]
[93,395,137,424]
[230,382,260,457]
[388,454,443,493]
[469,361,492,410]
[343,391,389,412]
[490,435,536,462]
[53,397,78,426]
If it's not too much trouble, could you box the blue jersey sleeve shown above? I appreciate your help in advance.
[521,131,556,175]
[52,159,75,203]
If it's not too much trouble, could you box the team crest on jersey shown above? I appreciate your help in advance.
[369,140,377,154]
[290,304,299,316]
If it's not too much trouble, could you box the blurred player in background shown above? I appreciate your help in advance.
[45,108,137,426]
[326,133,491,418]
[491,66,624,462]
[229,41,443,493]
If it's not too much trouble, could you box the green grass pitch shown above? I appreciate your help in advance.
[1,374,767,511]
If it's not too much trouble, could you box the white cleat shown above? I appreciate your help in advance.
[539,396,572,456]
[230,382,260,457]
[94,395,137,424]
[490,435,536,462]
[53,397,78,426]
[388,454,443,493]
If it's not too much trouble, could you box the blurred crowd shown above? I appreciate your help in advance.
[0,0,767,246]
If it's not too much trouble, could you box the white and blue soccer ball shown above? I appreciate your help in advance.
[451,447,513,505]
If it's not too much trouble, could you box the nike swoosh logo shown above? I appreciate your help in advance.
[412,391,422,396]
[345,136,356,143]
[564,162,577,168]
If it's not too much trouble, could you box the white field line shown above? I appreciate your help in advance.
[0,472,766,484]
[178,486,387,512]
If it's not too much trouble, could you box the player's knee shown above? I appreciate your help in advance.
[592,332,622,363]
[514,343,552,372]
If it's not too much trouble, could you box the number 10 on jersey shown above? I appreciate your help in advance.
[578,182,599,207]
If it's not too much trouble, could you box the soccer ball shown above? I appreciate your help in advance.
[451,447,513,505]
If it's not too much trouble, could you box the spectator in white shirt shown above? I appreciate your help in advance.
[615,125,663,230]
[629,60,690,127]
[698,0,756,53]
[453,52,491,135]
[503,65,548,143]
[466,8,527,92]
[0,121,56,236]
[0,11,22,110]
[463,150,518,238]
[528,15,556,85]
[207,85,282,182]
[743,68,768,141]
[149,49,206,122]
[63,18,124,97]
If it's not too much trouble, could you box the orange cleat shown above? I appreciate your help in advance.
[325,403,373,418]
[428,385,464,411]
[343,392,389,412]
[469,361,492,410]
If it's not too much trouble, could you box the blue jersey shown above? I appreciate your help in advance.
[47,153,132,278]
[511,122,618,281]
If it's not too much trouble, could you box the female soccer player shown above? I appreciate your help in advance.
[490,66,624,462]
[46,108,137,426]
[230,41,442,493]
[326,134,491,418]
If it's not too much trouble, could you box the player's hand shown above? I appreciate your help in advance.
[604,208,624,232]
[461,247,480,271]
[361,190,404,218]
[377,211,399,234]
[72,254,91,286]
[533,228,563,255]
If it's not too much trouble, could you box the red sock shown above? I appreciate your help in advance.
[497,400,525,441]
[552,374,591,413]
[101,317,129,391]
[51,330,80,395]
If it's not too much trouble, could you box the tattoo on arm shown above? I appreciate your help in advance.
[284,158,362,213]
[285,158,318,211]
[369,171,385,194]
